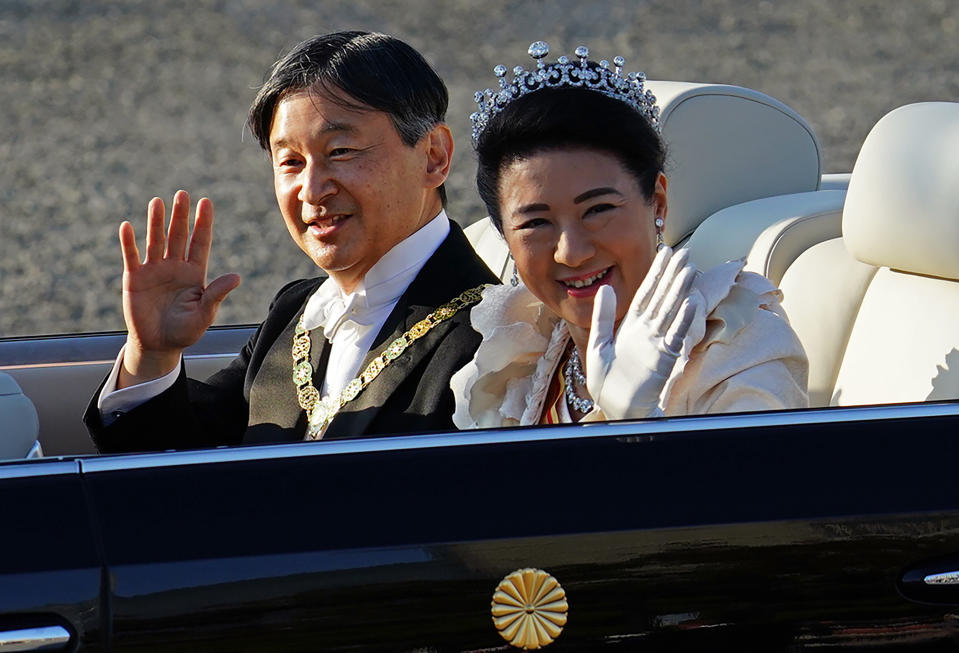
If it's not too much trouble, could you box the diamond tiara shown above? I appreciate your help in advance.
[470,41,660,145]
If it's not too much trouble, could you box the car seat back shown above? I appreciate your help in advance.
[0,371,42,459]
[649,81,822,247]
[780,102,959,407]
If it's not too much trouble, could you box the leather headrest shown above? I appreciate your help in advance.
[646,81,822,245]
[843,102,959,280]
[0,372,39,459]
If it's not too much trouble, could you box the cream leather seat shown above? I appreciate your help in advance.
[780,102,959,408]
[0,372,42,459]
[465,81,839,285]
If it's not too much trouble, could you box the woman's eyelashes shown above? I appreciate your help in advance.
[515,204,616,230]
[516,216,549,230]
[584,202,617,217]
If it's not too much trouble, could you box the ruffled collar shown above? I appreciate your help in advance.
[451,258,782,429]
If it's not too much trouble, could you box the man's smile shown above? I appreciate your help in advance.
[306,214,352,237]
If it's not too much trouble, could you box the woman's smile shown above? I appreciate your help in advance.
[558,266,613,297]
[499,147,666,330]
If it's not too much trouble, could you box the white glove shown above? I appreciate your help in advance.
[585,246,698,420]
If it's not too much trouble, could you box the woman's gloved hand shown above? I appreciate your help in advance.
[585,246,698,420]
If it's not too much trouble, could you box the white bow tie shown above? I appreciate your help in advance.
[320,292,381,342]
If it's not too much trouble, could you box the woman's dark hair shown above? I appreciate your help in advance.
[248,31,449,203]
[475,85,666,232]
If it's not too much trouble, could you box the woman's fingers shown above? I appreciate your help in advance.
[165,190,191,261]
[663,295,699,356]
[651,264,696,336]
[630,245,672,316]
[586,283,617,397]
[644,247,689,321]
[144,196,166,262]
[588,283,617,352]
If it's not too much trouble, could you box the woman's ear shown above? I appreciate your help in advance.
[423,123,454,189]
[653,172,668,223]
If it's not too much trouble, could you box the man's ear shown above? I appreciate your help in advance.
[423,123,454,189]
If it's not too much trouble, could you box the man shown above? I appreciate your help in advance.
[85,31,497,451]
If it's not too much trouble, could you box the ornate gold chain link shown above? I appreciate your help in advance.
[292,284,488,440]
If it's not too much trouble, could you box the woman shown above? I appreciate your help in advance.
[451,42,808,428]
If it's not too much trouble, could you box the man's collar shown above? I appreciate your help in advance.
[363,209,451,292]
[301,211,451,335]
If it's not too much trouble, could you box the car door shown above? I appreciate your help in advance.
[78,401,959,651]
[0,327,254,458]
[0,458,104,652]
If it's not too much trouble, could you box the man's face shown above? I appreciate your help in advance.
[269,89,447,292]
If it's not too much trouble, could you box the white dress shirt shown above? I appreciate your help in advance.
[98,211,451,434]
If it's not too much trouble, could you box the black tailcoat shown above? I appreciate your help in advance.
[85,223,497,453]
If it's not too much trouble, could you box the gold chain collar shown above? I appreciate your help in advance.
[293,284,488,439]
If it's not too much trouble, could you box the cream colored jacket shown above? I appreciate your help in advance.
[451,260,808,428]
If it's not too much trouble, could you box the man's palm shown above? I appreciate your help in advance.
[120,191,240,371]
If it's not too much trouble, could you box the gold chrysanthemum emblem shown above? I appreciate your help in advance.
[491,568,568,649]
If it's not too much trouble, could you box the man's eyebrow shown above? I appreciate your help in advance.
[270,122,357,149]
[319,121,357,134]
[574,187,622,203]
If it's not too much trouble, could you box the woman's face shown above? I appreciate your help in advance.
[498,148,667,329]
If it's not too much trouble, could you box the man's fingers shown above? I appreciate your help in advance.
[187,197,215,268]
[119,221,141,273]
[201,273,242,316]
[165,190,192,261]
[631,245,672,316]
[144,197,166,262]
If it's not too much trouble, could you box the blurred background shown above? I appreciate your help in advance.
[1,0,956,337]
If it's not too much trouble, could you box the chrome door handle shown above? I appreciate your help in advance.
[923,570,959,585]
[0,626,70,651]
[901,556,959,604]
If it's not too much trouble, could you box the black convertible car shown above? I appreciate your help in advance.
[2,85,959,651]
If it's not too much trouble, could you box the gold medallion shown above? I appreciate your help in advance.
[291,284,490,440]
[491,568,568,650]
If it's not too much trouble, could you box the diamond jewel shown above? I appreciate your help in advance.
[470,41,662,144]
[528,41,549,59]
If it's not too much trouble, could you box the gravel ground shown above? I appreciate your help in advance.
[1,0,957,337]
